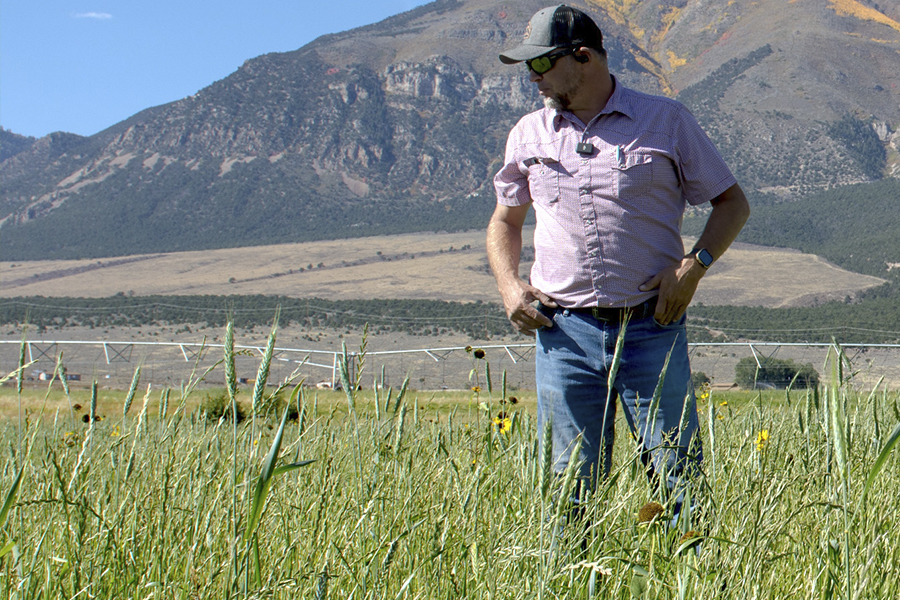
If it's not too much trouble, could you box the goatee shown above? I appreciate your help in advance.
[543,96,565,110]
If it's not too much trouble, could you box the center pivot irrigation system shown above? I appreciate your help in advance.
[4,339,900,390]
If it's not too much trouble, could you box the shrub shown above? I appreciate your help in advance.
[199,393,246,423]
[734,356,819,389]
[691,371,711,388]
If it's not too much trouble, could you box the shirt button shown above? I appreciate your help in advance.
[589,250,598,258]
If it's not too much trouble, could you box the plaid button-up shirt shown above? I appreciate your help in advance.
[494,78,737,308]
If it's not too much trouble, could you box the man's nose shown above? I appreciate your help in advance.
[529,69,542,82]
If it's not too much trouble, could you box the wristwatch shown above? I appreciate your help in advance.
[688,248,714,269]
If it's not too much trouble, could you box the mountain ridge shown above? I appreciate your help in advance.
[2,0,899,264]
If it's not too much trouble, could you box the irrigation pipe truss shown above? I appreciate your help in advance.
[3,339,899,387]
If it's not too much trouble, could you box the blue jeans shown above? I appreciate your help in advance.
[535,304,703,498]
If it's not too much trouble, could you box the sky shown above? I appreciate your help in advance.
[0,0,432,139]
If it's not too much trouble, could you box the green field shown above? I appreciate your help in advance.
[1,332,899,599]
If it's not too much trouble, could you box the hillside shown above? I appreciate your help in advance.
[683,178,900,279]
[0,128,36,162]
[0,229,886,309]
[2,0,900,260]
[735,178,900,278]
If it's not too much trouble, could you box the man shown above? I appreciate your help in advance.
[487,5,750,509]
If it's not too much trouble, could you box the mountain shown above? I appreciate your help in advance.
[0,128,38,162]
[2,0,899,262]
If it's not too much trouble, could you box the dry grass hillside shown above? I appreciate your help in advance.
[0,228,884,308]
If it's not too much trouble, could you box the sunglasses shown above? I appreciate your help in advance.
[526,47,578,75]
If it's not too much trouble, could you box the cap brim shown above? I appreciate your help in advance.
[499,44,557,64]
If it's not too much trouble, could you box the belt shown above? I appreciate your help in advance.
[566,296,658,323]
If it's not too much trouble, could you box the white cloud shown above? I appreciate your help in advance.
[74,12,113,20]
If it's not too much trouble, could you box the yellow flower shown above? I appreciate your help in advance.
[719,401,728,407]
[492,416,512,434]
[756,429,769,451]
[698,391,710,400]
[110,426,121,438]
[471,386,481,393]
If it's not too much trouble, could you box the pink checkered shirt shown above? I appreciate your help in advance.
[494,78,737,308]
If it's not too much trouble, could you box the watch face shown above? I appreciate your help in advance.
[697,249,714,267]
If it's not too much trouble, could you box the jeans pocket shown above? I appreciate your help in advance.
[536,302,557,330]
[652,313,686,330]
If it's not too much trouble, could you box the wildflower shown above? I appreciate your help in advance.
[471,386,482,393]
[716,414,724,420]
[637,501,664,523]
[492,412,511,434]
[110,426,121,438]
[508,396,518,405]
[698,383,711,400]
[464,345,473,353]
[81,415,90,423]
[72,404,82,411]
[755,429,769,451]
[63,432,78,447]
[473,349,485,359]
[719,401,728,407]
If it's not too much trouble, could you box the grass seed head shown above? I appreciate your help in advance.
[679,530,701,545]
[638,501,665,523]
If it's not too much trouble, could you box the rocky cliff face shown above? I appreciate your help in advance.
[2,0,899,259]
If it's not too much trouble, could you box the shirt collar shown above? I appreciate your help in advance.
[551,75,635,128]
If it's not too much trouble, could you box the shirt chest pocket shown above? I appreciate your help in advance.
[526,159,562,204]
[612,150,653,198]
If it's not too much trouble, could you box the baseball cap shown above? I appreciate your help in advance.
[499,5,604,64]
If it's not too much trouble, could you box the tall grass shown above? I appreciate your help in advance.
[0,333,898,599]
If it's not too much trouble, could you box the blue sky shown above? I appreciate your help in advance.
[1,1,432,139]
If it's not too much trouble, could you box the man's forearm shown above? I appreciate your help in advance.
[486,204,556,333]
[693,183,751,261]
[486,217,524,287]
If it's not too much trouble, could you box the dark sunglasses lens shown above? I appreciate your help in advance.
[529,56,553,74]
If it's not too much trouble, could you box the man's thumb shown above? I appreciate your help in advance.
[639,275,661,292]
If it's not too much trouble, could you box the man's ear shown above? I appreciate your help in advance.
[574,48,589,63]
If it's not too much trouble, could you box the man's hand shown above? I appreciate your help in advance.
[499,278,557,336]
[487,202,559,335]
[639,183,750,325]
[639,259,704,325]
